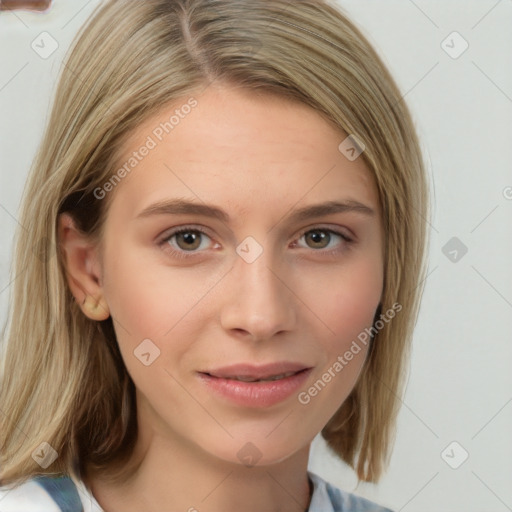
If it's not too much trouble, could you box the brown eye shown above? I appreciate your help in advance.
[304,229,331,249]
[174,231,203,251]
[161,228,212,255]
[294,227,353,255]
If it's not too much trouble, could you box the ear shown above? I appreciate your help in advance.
[58,212,110,321]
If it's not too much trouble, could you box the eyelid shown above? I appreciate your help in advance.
[294,223,353,243]
[158,224,213,243]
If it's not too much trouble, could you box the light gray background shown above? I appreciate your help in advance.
[1,1,511,511]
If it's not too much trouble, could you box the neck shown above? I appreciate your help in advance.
[83,398,313,512]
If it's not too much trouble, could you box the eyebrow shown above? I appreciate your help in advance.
[135,198,375,224]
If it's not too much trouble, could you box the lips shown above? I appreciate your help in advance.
[197,363,313,408]
[201,362,310,382]
[221,371,300,382]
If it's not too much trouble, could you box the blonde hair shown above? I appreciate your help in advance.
[0,0,430,486]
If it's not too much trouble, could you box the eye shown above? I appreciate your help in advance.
[159,226,216,258]
[157,225,353,260]
[293,227,353,254]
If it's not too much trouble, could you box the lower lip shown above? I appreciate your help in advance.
[198,369,313,408]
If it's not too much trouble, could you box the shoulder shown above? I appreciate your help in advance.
[0,479,61,512]
[308,471,395,512]
[0,474,93,512]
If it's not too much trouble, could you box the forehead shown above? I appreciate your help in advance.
[109,85,380,220]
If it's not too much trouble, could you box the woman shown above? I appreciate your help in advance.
[0,0,430,510]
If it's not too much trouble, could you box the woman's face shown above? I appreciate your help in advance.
[91,85,383,466]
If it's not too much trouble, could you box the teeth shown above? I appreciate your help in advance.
[228,371,297,382]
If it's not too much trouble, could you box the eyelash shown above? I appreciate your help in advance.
[158,225,354,260]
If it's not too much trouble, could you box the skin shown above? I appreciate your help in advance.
[59,84,384,512]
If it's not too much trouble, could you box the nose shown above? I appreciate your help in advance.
[219,244,296,342]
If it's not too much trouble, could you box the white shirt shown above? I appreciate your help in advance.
[0,471,393,511]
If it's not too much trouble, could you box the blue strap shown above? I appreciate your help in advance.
[33,475,84,512]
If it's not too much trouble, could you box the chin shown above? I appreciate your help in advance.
[200,435,308,470]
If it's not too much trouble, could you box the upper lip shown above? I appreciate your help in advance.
[201,362,311,379]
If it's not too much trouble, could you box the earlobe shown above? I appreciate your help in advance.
[82,294,111,321]
[58,212,111,321]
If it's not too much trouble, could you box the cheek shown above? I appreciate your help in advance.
[102,253,163,336]
[102,237,189,331]
[295,260,381,421]
[100,246,217,370]
[302,253,383,346]
[332,280,381,343]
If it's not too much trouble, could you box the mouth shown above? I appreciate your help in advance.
[201,362,311,381]
[202,369,309,382]
[197,362,313,408]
